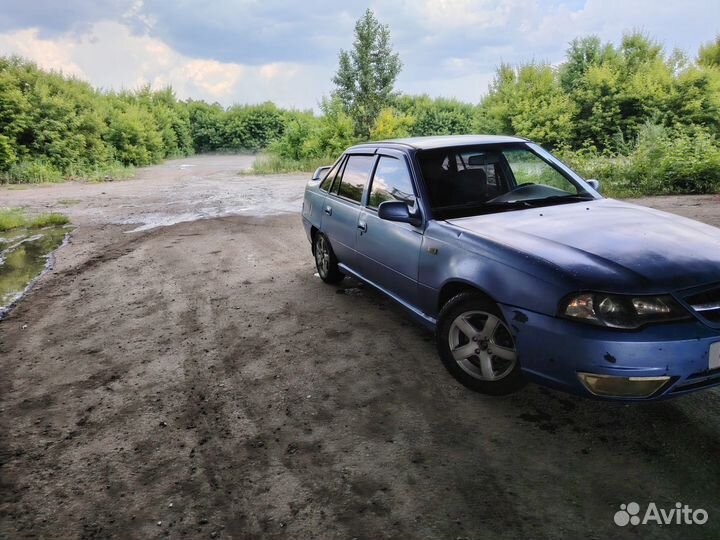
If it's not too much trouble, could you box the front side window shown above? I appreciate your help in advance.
[368,156,416,209]
[336,155,376,203]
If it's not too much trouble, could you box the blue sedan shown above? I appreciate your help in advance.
[301,135,720,400]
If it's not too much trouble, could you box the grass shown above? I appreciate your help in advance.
[72,162,135,183]
[0,208,70,232]
[246,154,333,175]
[0,159,135,184]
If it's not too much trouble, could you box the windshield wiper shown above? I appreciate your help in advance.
[473,194,595,214]
[492,193,595,207]
[541,193,595,201]
[471,200,536,214]
[436,193,596,217]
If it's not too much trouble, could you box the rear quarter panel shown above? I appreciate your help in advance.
[302,179,326,241]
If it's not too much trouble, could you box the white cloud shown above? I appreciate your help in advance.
[0,1,718,108]
[0,28,86,78]
[412,0,523,30]
[0,20,329,108]
[180,59,244,97]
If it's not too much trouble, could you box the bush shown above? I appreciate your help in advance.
[0,134,16,169]
[186,100,225,152]
[259,99,358,172]
[369,108,414,140]
[268,113,321,160]
[2,159,63,183]
[249,154,333,174]
[559,124,720,197]
[221,103,286,151]
[396,95,477,136]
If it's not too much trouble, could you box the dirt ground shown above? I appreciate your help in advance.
[1,155,720,540]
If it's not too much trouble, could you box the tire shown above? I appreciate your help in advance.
[436,291,525,395]
[313,232,344,284]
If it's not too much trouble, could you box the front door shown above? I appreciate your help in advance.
[356,154,423,303]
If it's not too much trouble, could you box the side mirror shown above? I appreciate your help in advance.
[312,166,331,182]
[586,178,601,193]
[377,201,422,226]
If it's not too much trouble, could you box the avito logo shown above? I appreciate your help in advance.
[614,502,709,527]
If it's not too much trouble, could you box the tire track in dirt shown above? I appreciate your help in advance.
[2,210,720,539]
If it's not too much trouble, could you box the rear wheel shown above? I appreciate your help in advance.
[437,292,525,395]
[313,232,344,284]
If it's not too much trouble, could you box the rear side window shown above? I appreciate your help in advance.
[336,155,376,203]
[368,157,416,209]
[320,158,343,192]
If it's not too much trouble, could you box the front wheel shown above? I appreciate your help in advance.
[313,232,344,284]
[436,292,525,395]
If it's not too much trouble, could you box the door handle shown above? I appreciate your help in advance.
[357,222,367,233]
[324,206,332,216]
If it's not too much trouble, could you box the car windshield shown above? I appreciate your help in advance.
[417,143,595,219]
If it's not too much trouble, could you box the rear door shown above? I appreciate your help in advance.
[303,157,343,231]
[321,153,377,271]
[356,151,423,303]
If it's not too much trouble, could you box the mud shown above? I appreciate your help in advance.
[1,156,719,539]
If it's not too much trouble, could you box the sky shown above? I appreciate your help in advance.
[0,0,718,110]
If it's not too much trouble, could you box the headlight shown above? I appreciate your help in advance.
[560,293,690,329]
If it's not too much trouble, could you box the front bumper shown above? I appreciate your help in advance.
[501,305,720,400]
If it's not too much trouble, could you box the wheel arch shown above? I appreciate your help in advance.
[437,280,498,313]
[310,225,319,253]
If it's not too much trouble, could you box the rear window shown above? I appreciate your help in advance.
[336,155,376,203]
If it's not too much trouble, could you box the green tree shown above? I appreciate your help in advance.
[560,36,617,92]
[332,9,402,138]
[481,63,576,148]
[369,108,415,140]
[0,134,16,170]
[186,100,225,152]
[396,95,476,136]
[269,112,320,160]
[222,103,286,151]
[698,36,720,67]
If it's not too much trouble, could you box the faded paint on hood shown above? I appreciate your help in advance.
[446,198,720,293]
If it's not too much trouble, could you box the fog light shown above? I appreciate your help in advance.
[577,372,671,398]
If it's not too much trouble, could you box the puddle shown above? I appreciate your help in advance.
[0,225,70,318]
[120,199,302,233]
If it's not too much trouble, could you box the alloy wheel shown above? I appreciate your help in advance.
[315,234,330,278]
[448,310,517,381]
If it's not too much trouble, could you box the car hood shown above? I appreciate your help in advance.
[446,198,720,293]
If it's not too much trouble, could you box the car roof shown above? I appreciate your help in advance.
[349,134,529,152]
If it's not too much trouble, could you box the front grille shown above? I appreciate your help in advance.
[682,283,720,326]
